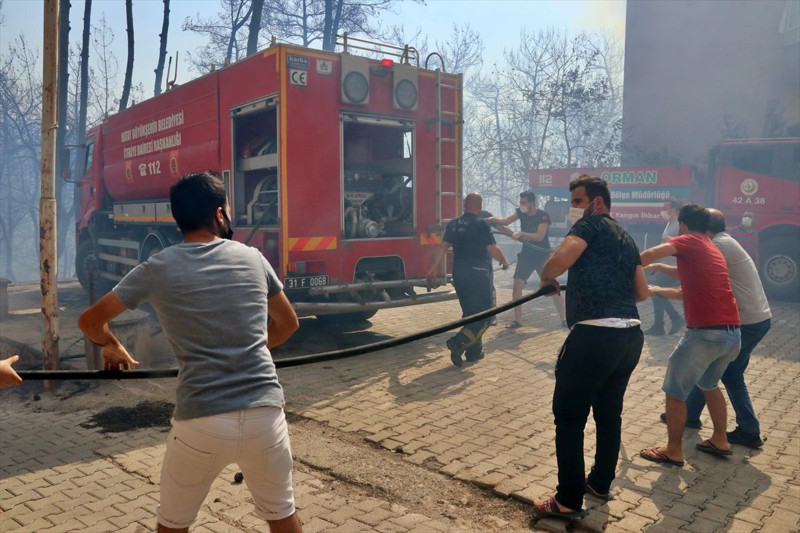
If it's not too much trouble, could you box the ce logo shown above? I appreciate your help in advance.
[291,70,307,86]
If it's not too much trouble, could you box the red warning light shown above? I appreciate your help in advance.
[381,58,394,67]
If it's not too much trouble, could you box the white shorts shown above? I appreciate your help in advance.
[157,406,295,529]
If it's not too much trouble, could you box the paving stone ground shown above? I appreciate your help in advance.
[1,276,799,532]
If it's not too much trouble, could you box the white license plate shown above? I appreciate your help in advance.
[285,275,329,289]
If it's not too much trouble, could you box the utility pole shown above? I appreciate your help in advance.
[41,0,61,383]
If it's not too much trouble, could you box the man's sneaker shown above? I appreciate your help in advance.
[660,412,702,429]
[727,427,765,449]
[644,326,665,336]
[446,337,465,368]
[669,317,685,335]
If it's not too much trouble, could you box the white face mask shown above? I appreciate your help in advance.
[661,210,670,221]
[742,216,753,227]
[519,205,529,214]
[568,206,584,225]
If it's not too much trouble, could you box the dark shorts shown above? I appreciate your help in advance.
[514,252,547,282]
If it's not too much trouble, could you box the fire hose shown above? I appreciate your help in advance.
[16,284,564,381]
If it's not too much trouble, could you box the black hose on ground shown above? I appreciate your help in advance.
[16,284,564,381]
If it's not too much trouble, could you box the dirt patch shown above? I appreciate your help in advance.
[80,400,174,433]
[287,415,537,532]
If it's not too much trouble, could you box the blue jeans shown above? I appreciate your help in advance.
[686,319,771,434]
[662,327,741,400]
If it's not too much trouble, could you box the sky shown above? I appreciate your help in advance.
[0,0,626,95]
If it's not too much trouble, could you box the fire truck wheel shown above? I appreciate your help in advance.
[75,240,94,292]
[760,236,799,301]
[142,241,163,261]
[76,239,115,297]
[316,311,378,324]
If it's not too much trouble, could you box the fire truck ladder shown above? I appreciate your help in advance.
[434,70,463,228]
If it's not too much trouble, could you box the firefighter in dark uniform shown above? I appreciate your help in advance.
[426,193,510,367]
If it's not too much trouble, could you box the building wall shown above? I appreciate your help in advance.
[622,0,800,168]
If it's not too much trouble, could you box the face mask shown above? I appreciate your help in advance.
[219,210,234,240]
[519,205,529,214]
[742,216,753,228]
[661,210,670,221]
[568,207,584,225]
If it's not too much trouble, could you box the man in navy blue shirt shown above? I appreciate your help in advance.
[426,193,510,367]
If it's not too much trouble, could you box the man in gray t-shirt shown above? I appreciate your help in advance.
[79,173,303,533]
[685,209,771,448]
[649,208,771,449]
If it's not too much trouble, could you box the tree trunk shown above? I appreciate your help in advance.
[56,0,72,276]
[119,0,134,111]
[247,0,264,56]
[78,1,91,142]
[154,0,170,96]
[322,0,334,51]
[56,0,70,181]
[41,0,61,374]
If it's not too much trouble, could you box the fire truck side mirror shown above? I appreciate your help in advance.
[341,54,370,105]
[60,147,72,180]
[393,64,418,111]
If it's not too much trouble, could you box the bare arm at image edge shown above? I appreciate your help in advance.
[267,291,300,349]
[0,355,23,387]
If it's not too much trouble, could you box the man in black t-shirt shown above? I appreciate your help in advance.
[487,190,566,328]
[530,175,649,520]
[426,193,510,367]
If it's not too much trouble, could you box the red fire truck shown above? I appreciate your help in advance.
[75,38,463,320]
[532,138,800,299]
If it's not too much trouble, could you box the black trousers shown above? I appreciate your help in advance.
[553,324,644,509]
[452,265,493,357]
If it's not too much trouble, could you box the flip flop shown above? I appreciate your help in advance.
[506,321,523,330]
[585,481,614,501]
[696,439,733,457]
[639,447,685,467]
[533,496,588,519]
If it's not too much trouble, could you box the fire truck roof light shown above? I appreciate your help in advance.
[381,59,394,67]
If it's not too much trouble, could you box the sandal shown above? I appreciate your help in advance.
[585,481,614,501]
[696,439,733,457]
[639,447,685,467]
[532,496,588,519]
[506,321,523,330]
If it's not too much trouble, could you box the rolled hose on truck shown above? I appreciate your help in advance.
[17,285,564,381]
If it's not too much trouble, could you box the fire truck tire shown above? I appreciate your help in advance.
[316,310,378,324]
[141,241,163,261]
[760,236,799,301]
[75,239,115,296]
[76,240,93,292]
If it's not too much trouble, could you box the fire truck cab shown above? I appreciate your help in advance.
[75,37,463,320]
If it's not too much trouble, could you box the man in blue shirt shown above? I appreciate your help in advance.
[427,193,509,367]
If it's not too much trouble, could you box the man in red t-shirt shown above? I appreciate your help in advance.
[638,205,741,467]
